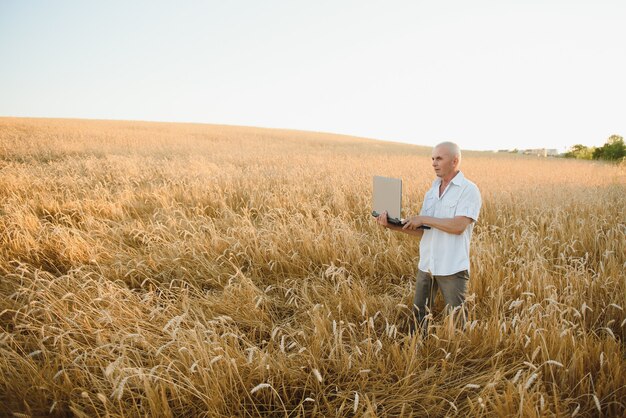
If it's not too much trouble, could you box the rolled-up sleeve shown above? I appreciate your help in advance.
[456,184,481,221]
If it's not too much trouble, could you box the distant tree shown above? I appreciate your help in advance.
[564,144,594,160]
[592,135,625,161]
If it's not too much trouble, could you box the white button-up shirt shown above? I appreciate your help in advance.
[418,171,481,276]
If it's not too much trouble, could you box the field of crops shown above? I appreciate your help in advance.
[1,117,624,417]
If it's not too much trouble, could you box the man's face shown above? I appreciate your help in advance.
[431,145,457,178]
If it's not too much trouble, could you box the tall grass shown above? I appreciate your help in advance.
[0,117,624,417]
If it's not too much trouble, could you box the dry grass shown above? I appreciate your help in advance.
[0,117,624,417]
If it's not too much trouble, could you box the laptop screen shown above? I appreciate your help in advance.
[373,176,402,221]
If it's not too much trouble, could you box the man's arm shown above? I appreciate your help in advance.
[403,215,473,235]
[375,211,424,237]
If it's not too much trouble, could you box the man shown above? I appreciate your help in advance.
[376,141,481,335]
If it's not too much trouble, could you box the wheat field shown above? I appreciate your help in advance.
[0,117,624,417]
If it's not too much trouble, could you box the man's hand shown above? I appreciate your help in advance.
[376,210,389,228]
[376,211,424,237]
[403,215,427,230]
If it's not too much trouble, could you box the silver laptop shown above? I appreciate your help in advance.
[371,176,430,229]
[372,176,403,224]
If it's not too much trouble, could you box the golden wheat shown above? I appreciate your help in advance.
[0,117,624,417]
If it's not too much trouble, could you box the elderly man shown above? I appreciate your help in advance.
[377,142,481,335]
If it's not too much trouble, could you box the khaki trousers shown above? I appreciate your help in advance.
[411,269,469,334]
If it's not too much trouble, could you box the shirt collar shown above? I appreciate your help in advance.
[450,171,466,186]
[432,171,466,187]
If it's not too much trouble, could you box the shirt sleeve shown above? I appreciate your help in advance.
[455,184,481,221]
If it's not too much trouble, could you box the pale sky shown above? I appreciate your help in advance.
[1,1,624,151]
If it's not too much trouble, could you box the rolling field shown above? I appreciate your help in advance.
[0,117,624,417]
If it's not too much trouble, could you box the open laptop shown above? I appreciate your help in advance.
[371,176,431,229]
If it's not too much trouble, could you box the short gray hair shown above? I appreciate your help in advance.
[435,141,462,165]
